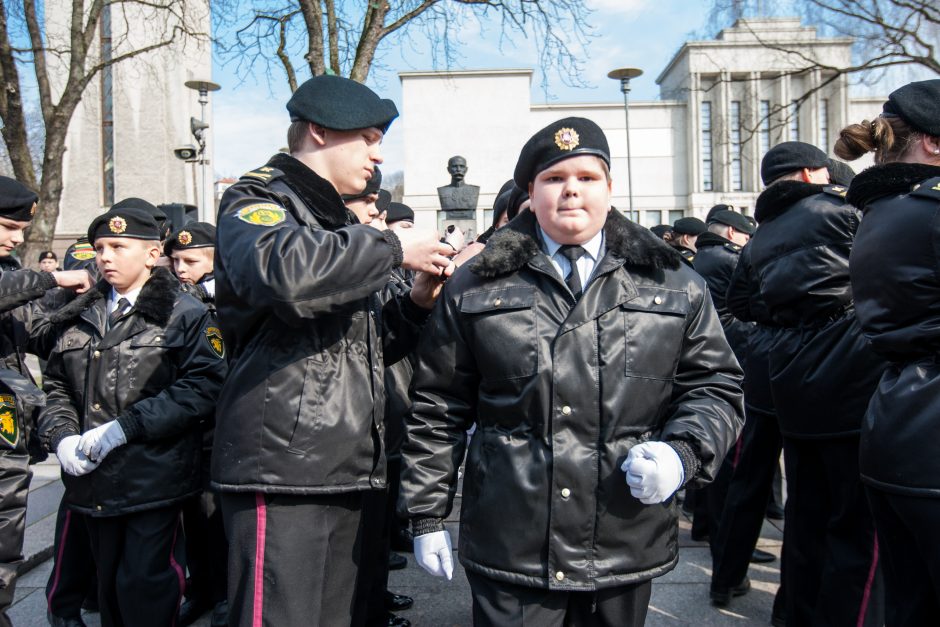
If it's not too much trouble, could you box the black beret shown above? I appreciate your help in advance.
[63,237,97,271]
[287,75,399,134]
[164,222,216,255]
[706,204,732,223]
[376,189,391,213]
[672,217,707,236]
[0,176,38,222]
[88,207,162,243]
[708,209,755,235]
[38,251,57,262]
[761,141,829,185]
[883,79,940,137]
[111,197,170,239]
[342,166,382,201]
[827,159,856,187]
[649,224,672,239]
[514,117,610,188]
[385,202,414,225]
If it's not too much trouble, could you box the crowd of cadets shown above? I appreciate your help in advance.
[0,74,936,627]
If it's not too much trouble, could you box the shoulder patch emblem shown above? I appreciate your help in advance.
[236,203,286,227]
[0,394,18,449]
[205,326,225,359]
[70,243,96,261]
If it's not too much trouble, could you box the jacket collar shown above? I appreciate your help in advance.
[469,209,681,278]
[846,163,940,209]
[50,266,178,327]
[755,180,825,224]
[694,232,732,248]
[266,153,353,230]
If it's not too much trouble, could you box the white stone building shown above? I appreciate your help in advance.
[400,18,883,232]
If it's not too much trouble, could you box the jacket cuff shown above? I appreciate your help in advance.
[116,414,143,442]
[47,426,79,452]
[38,271,58,291]
[665,439,701,486]
[382,230,404,269]
[411,516,445,537]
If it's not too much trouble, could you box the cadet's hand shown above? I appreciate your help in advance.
[621,441,684,505]
[56,435,99,476]
[79,420,127,463]
[395,228,453,274]
[443,226,466,253]
[414,530,454,580]
[52,270,94,294]
[452,241,485,267]
[409,265,454,310]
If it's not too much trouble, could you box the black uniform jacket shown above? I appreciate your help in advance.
[400,210,743,590]
[211,154,426,495]
[747,181,885,438]
[693,232,753,367]
[380,268,416,461]
[38,268,227,516]
[847,163,940,496]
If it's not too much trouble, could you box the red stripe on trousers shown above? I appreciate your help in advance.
[46,509,72,611]
[856,535,880,627]
[253,492,268,627]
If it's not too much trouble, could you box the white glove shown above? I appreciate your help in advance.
[78,420,127,463]
[414,530,454,580]
[56,435,100,476]
[621,441,685,505]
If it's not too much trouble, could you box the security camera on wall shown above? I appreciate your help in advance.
[174,145,198,161]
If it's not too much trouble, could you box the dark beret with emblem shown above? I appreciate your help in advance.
[376,189,392,213]
[88,207,162,243]
[111,197,171,240]
[827,159,856,187]
[882,79,940,137]
[708,209,756,235]
[164,221,216,256]
[761,141,830,186]
[287,75,399,134]
[514,116,610,188]
[38,250,57,262]
[672,217,707,236]
[650,224,672,239]
[341,166,382,202]
[706,203,732,223]
[0,176,38,222]
[385,202,414,225]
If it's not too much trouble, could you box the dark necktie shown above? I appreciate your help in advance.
[559,245,587,299]
[108,297,130,330]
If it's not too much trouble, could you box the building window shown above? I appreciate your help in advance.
[100,6,114,206]
[643,210,661,227]
[668,210,684,225]
[789,100,800,142]
[819,98,829,152]
[759,100,771,157]
[730,100,742,191]
[701,101,713,192]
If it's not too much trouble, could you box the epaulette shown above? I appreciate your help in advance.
[910,177,940,202]
[822,184,848,199]
[723,242,743,254]
[240,166,284,186]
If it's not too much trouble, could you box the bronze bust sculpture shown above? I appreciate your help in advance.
[437,156,480,212]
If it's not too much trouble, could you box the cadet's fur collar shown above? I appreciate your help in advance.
[50,267,178,326]
[695,231,732,249]
[846,162,940,209]
[755,180,825,224]
[469,209,681,277]
[266,153,354,230]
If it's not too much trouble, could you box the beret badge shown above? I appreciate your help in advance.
[178,231,193,246]
[30,203,36,217]
[554,128,580,151]
[108,216,127,234]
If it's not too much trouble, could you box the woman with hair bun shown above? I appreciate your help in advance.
[838,78,940,627]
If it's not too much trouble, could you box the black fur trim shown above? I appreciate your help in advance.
[755,181,825,224]
[469,209,681,278]
[49,267,179,327]
[693,232,730,249]
[846,163,940,209]
[266,153,354,230]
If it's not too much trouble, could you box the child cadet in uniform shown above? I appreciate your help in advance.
[38,205,227,627]
[400,117,744,626]
[165,222,217,302]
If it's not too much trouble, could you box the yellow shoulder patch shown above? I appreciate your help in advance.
[0,394,18,449]
[236,203,286,227]
[205,326,225,359]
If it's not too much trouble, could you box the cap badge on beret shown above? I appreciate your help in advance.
[178,231,193,246]
[236,203,286,227]
[108,216,127,234]
[30,203,36,217]
[554,128,580,151]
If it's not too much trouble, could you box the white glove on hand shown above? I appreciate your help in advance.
[414,530,454,580]
[621,441,685,505]
[78,420,127,463]
[56,435,99,476]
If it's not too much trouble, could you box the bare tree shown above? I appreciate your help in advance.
[0,0,209,260]
[217,0,594,92]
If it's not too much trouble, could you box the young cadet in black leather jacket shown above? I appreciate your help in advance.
[39,206,226,627]
[837,78,940,627]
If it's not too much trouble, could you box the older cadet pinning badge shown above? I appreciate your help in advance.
[236,203,286,227]
[205,326,225,359]
[0,395,18,448]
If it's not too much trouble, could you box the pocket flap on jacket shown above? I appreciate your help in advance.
[129,331,181,348]
[58,330,91,352]
[459,286,536,314]
[620,288,690,316]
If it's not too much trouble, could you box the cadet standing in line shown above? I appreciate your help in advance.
[211,75,455,626]
[669,216,706,264]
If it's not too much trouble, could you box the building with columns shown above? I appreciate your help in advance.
[400,17,882,232]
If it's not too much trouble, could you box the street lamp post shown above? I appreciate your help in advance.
[607,68,643,223]
[184,79,221,222]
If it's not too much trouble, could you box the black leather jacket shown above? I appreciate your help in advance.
[211,154,427,495]
[400,210,743,590]
[38,269,227,516]
[848,163,940,495]
[693,232,752,367]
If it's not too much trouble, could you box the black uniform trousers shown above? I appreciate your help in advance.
[466,571,651,627]
[84,505,186,627]
[0,452,29,627]
[782,436,883,627]
[182,454,228,607]
[866,487,940,627]
[46,498,96,619]
[222,491,363,627]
